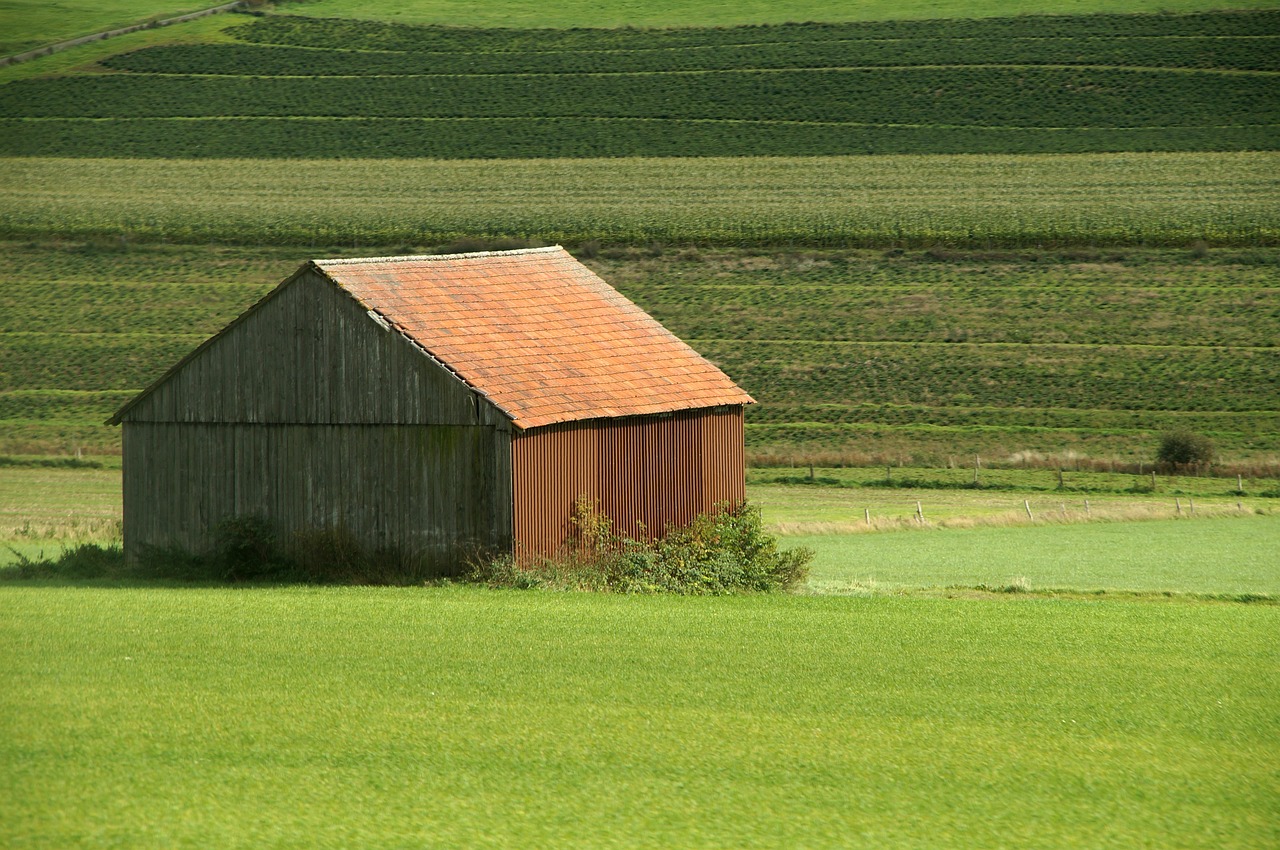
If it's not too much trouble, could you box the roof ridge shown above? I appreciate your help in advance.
[315,245,564,265]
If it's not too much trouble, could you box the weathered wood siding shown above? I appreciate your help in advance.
[119,269,512,568]
[122,422,509,570]
[510,406,745,559]
[122,269,505,427]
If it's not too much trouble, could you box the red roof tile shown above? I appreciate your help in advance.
[315,247,753,430]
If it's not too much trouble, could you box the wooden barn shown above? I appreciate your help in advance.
[109,246,754,569]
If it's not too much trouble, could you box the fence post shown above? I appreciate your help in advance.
[1084,499,1091,516]
[1175,497,1182,515]
[915,501,924,524]
[1024,500,1033,520]
[865,507,871,527]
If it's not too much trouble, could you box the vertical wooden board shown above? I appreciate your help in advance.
[119,270,488,427]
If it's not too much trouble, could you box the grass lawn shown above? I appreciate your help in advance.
[0,0,225,56]
[1,586,1276,849]
[799,515,1280,596]
[274,0,1279,29]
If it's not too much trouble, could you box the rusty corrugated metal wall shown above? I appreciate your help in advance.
[511,406,745,559]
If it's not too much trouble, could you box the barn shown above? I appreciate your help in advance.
[109,246,754,570]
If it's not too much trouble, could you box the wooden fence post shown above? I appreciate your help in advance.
[1024,500,1033,520]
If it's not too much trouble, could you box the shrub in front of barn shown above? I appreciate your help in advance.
[469,500,813,594]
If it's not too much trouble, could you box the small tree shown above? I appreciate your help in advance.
[1156,431,1214,470]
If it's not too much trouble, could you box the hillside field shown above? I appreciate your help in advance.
[3,9,1278,158]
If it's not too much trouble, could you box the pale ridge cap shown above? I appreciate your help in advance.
[316,246,564,265]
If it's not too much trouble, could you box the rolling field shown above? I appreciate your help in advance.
[3,10,1277,158]
[2,586,1277,848]
[3,239,1276,465]
[4,3,1279,847]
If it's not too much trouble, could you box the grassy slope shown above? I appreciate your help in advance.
[1,587,1276,849]
[0,0,226,56]
[278,0,1280,28]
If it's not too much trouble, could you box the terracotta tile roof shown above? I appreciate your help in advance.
[315,247,753,430]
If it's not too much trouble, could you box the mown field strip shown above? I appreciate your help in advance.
[1,587,1276,848]
[2,152,1275,246]
[798,515,1280,595]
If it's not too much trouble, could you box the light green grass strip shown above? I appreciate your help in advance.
[1,152,1275,246]
[0,0,235,58]
[801,515,1280,595]
[277,0,1280,29]
[1,587,1277,849]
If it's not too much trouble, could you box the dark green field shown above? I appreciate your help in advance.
[2,9,1277,158]
[3,241,1276,467]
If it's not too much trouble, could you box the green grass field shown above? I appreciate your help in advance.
[1,586,1276,848]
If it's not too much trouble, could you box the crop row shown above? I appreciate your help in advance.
[739,423,1274,464]
[229,11,1280,53]
[695,340,1280,414]
[6,68,1272,129]
[0,334,203,392]
[0,391,134,422]
[0,281,269,335]
[633,285,1280,349]
[8,117,1276,162]
[102,35,1280,77]
[3,154,1275,248]
[744,403,1280,435]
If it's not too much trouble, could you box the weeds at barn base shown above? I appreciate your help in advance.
[468,500,813,594]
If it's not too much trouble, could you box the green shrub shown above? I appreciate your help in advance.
[1157,430,1215,468]
[470,500,813,594]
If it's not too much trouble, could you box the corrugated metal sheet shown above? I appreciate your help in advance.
[316,248,754,429]
[511,406,745,559]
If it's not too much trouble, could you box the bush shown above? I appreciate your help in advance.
[1157,430,1215,468]
[469,500,813,595]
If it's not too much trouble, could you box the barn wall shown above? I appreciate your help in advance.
[122,422,513,571]
[510,406,745,559]
[122,269,503,427]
